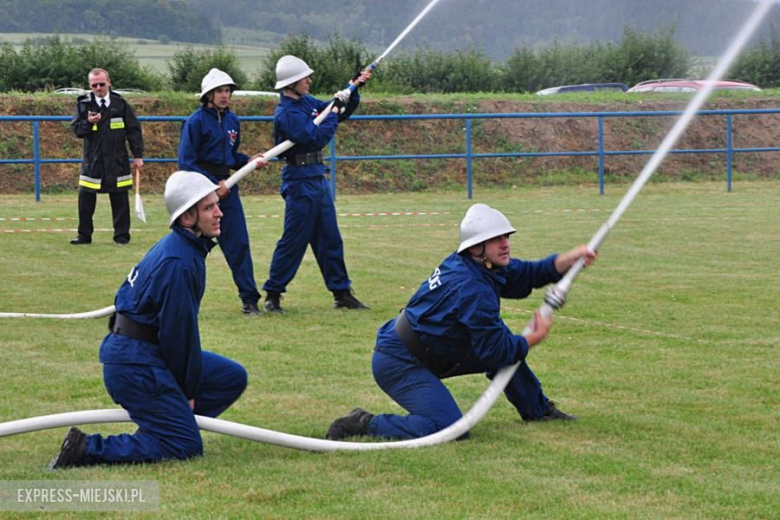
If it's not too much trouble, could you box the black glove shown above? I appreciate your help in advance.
[352,71,366,89]
[332,96,347,114]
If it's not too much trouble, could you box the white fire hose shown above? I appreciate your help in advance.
[0,306,115,319]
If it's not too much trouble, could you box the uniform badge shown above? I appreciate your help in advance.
[228,129,238,146]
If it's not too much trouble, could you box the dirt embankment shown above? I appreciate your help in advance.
[1,95,778,194]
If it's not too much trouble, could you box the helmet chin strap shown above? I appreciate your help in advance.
[178,209,202,236]
[284,83,305,97]
[205,91,229,113]
[474,243,493,270]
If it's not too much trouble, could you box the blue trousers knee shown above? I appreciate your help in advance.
[85,351,247,464]
[369,350,549,439]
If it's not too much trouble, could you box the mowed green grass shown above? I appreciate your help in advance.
[0,182,777,519]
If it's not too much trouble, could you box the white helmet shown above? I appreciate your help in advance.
[164,171,220,226]
[199,68,237,103]
[457,204,516,253]
[275,55,314,89]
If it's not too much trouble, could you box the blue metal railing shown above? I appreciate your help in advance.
[2,109,779,201]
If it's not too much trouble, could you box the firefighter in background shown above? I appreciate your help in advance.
[178,68,265,315]
[69,68,143,245]
[261,56,372,313]
[326,204,596,440]
[49,171,248,469]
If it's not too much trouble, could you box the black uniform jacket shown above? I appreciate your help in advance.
[70,91,144,193]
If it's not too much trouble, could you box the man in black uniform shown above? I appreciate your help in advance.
[69,68,144,245]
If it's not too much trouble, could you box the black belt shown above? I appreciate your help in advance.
[109,313,160,345]
[286,151,323,166]
[196,162,230,179]
[394,310,471,379]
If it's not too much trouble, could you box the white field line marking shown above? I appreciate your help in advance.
[3,227,109,234]
[3,206,752,222]
[502,304,704,343]
[0,208,747,233]
[0,217,75,221]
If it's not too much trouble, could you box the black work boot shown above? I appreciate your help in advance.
[69,236,92,245]
[326,408,375,440]
[242,302,261,315]
[538,400,577,421]
[263,292,284,313]
[332,289,370,310]
[48,427,88,470]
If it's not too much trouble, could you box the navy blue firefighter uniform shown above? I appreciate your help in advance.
[261,90,360,300]
[178,105,261,308]
[83,226,246,463]
[365,251,563,439]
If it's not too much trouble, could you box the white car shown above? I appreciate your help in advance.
[536,83,628,95]
[52,88,88,95]
[627,79,761,93]
[52,87,148,95]
[194,90,278,98]
[232,90,277,97]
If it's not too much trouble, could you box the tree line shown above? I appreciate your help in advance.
[1,28,779,95]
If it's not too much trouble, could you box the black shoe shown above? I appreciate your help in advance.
[326,408,375,440]
[114,237,130,246]
[263,292,284,313]
[242,302,261,315]
[48,427,88,470]
[538,401,577,422]
[69,237,91,245]
[333,289,370,310]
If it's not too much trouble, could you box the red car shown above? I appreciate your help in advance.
[627,79,761,93]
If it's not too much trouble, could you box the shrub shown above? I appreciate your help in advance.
[168,46,248,93]
[502,26,689,92]
[378,48,499,93]
[609,26,690,86]
[0,36,164,92]
[255,33,368,95]
[730,25,780,88]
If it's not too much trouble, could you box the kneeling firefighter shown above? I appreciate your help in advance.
[326,203,597,440]
[49,171,248,469]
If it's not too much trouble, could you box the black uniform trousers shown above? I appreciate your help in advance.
[77,189,131,244]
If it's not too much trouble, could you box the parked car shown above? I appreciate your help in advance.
[52,87,147,95]
[193,90,277,98]
[536,83,628,95]
[52,88,88,95]
[627,79,761,93]
[113,88,147,95]
[232,90,277,97]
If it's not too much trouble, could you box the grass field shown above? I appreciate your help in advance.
[0,182,777,518]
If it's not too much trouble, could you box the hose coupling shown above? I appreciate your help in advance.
[544,286,567,310]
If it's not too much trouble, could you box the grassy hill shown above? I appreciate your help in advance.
[0,91,778,196]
